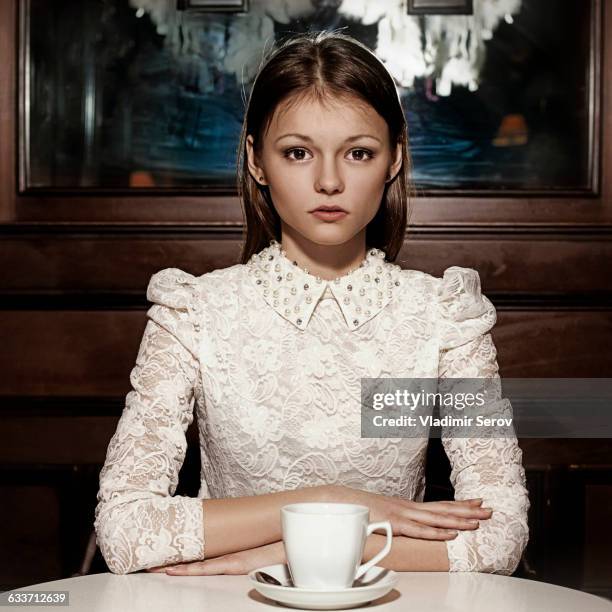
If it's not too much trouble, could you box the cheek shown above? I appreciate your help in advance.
[266,178,310,219]
[349,173,387,216]
[265,161,308,197]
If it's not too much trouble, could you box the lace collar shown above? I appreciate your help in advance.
[246,239,403,331]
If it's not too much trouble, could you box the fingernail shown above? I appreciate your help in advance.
[468,519,479,525]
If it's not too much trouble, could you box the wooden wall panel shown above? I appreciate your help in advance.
[583,482,612,591]
[0,311,146,396]
[1,412,611,468]
[1,310,610,396]
[0,231,611,294]
[0,485,61,585]
[0,0,16,222]
[0,416,199,464]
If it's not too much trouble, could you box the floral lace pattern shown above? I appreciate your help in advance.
[94,240,529,575]
[436,267,530,574]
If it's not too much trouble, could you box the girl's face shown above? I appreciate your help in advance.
[246,93,403,248]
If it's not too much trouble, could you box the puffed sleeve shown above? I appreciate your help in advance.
[435,266,530,575]
[93,268,205,574]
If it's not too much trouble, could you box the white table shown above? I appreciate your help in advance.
[4,571,611,611]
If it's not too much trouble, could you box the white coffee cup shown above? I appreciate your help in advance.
[280,502,392,590]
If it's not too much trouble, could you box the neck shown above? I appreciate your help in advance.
[278,230,368,282]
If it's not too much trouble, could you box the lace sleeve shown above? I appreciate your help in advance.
[93,268,205,574]
[435,266,530,575]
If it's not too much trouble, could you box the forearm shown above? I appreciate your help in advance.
[202,485,335,557]
[362,534,450,572]
[200,532,450,572]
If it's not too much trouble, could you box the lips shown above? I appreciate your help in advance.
[310,209,348,221]
[310,206,348,213]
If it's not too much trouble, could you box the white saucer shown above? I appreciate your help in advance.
[248,563,398,610]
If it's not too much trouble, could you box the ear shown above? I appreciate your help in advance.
[246,134,267,185]
[386,140,403,183]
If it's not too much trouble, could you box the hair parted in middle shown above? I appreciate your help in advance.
[236,29,416,264]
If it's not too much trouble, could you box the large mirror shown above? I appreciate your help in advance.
[20,0,600,195]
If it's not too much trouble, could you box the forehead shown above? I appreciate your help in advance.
[266,92,387,141]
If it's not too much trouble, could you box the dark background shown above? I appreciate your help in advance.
[0,0,611,598]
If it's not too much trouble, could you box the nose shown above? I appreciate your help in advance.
[315,158,343,194]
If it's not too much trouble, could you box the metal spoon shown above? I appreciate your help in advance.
[254,570,292,587]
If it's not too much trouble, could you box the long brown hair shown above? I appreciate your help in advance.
[236,30,416,264]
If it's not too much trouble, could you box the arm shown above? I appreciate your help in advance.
[436,268,530,575]
[439,334,530,575]
[94,315,204,575]
[94,268,334,574]
[200,485,336,558]
[362,534,449,571]
[155,530,450,576]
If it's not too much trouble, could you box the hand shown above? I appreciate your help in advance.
[145,540,287,576]
[327,485,493,541]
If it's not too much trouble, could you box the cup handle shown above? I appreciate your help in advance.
[353,520,392,581]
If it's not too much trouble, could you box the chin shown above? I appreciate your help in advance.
[306,233,361,249]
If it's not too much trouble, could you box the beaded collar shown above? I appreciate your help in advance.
[246,239,403,331]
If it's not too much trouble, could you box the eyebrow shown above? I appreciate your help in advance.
[275,133,382,144]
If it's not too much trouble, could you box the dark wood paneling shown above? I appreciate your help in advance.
[0,416,199,464]
[1,229,612,294]
[493,311,612,376]
[0,484,61,588]
[0,0,16,222]
[0,463,133,591]
[0,231,240,291]
[1,310,610,397]
[0,450,202,591]
[10,197,612,225]
[2,410,611,467]
[583,481,612,593]
[520,439,612,468]
[0,311,146,395]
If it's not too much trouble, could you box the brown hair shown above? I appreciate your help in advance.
[236,30,416,264]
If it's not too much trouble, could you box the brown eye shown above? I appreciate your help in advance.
[283,148,310,161]
[350,149,375,161]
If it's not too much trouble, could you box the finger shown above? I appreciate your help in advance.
[167,556,245,576]
[145,566,167,573]
[449,508,491,520]
[166,562,214,576]
[403,509,481,530]
[421,513,481,530]
[449,504,494,519]
[401,523,459,540]
[444,504,494,519]
[425,502,492,519]
[426,500,481,510]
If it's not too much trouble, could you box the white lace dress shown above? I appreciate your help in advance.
[94,239,530,575]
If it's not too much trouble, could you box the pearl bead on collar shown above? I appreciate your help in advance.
[246,239,403,331]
